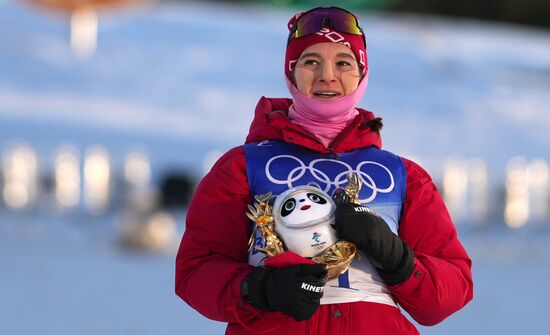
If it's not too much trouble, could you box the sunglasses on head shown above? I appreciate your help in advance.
[287,6,366,46]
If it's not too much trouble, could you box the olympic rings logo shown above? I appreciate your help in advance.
[265,155,395,203]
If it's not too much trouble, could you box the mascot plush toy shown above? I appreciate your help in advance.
[272,185,338,258]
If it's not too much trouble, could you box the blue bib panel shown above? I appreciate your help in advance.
[243,140,407,305]
[243,140,406,233]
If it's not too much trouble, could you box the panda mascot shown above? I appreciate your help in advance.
[271,185,338,258]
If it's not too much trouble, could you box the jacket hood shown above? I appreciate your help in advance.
[245,97,382,154]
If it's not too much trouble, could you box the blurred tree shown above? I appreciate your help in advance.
[249,0,397,10]
[393,0,550,29]
[227,0,550,28]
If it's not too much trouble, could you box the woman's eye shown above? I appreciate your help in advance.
[304,59,318,65]
[337,61,351,67]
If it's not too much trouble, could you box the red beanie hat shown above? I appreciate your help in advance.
[284,10,368,81]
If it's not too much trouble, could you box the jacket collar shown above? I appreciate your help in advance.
[245,97,382,154]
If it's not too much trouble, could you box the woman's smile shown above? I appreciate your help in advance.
[312,90,342,100]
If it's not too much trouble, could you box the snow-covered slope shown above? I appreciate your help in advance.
[1,1,549,178]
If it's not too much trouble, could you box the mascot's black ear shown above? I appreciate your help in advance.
[307,182,322,189]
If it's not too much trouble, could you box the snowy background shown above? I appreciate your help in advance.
[1,0,550,334]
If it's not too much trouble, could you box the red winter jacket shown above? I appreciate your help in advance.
[175,97,473,335]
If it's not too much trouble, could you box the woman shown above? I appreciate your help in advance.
[175,6,473,335]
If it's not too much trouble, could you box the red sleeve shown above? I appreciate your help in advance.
[388,158,474,326]
[175,146,271,324]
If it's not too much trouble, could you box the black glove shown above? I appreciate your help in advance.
[241,264,327,321]
[334,203,414,285]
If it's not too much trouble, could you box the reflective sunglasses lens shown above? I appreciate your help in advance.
[294,9,362,38]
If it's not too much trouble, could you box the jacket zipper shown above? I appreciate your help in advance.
[284,117,362,160]
[326,119,362,159]
[285,127,340,159]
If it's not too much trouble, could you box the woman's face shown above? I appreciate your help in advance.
[293,42,361,101]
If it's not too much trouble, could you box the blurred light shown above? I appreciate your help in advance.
[3,182,29,209]
[2,144,38,210]
[528,159,549,224]
[504,157,529,228]
[119,210,178,252]
[144,212,178,251]
[466,158,488,224]
[84,145,110,214]
[443,157,467,223]
[71,5,97,58]
[55,145,80,208]
[124,151,151,188]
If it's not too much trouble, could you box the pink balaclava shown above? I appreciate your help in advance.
[285,10,369,148]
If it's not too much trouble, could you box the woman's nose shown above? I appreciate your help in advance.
[318,63,336,82]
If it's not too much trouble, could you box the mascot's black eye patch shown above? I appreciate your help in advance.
[281,198,296,217]
[307,193,327,204]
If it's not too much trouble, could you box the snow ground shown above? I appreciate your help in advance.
[2,216,550,335]
[1,1,550,334]
[1,1,550,178]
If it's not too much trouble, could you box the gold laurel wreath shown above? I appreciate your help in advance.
[246,192,284,257]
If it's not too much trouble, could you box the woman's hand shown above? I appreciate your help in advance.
[241,264,327,321]
[334,203,415,285]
